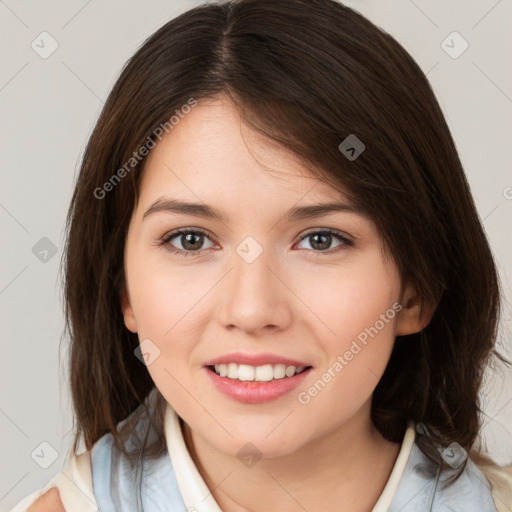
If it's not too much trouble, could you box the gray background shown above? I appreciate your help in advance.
[1,0,511,509]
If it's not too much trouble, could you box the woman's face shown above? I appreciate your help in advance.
[122,94,421,458]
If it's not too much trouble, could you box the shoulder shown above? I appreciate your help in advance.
[473,460,512,512]
[11,451,97,512]
[26,487,65,512]
[390,438,499,511]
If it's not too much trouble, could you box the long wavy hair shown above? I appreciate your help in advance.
[61,0,508,505]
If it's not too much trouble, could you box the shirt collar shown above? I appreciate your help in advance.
[164,401,416,512]
[371,421,416,511]
[164,402,223,511]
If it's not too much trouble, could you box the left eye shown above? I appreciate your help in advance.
[296,230,351,252]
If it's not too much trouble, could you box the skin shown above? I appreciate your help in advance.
[27,488,65,512]
[122,94,433,511]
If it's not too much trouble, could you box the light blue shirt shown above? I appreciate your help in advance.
[90,403,497,512]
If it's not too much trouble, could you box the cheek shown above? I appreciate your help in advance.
[127,263,209,411]
[294,253,399,346]
[292,253,399,405]
[129,257,206,338]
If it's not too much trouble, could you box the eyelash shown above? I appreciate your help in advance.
[157,228,353,257]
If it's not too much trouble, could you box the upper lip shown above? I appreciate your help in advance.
[204,352,312,368]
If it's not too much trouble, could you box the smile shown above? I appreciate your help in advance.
[209,363,309,381]
[204,364,313,404]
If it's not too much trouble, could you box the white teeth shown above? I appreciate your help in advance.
[255,364,274,382]
[213,363,308,381]
[227,363,238,379]
[285,366,296,377]
[238,364,255,381]
[273,364,286,379]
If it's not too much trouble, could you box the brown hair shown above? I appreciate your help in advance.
[61,0,508,497]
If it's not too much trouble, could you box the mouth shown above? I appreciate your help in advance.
[206,363,312,382]
[204,363,313,404]
[202,352,314,404]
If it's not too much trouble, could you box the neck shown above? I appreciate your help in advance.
[181,400,401,512]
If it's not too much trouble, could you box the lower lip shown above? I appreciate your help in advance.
[204,366,312,404]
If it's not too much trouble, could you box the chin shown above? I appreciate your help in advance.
[208,427,305,460]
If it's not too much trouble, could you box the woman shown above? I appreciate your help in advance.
[15,0,512,510]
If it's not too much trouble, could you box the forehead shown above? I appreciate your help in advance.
[138,96,350,208]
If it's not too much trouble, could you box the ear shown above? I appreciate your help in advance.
[396,283,436,336]
[121,282,138,333]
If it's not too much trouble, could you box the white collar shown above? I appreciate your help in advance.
[164,402,416,512]
[371,422,416,511]
[164,402,223,511]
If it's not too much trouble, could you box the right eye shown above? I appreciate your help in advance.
[160,228,216,256]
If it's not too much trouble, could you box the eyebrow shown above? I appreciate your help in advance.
[142,198,364,223]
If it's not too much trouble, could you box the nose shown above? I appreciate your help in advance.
[217,244,293,335]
